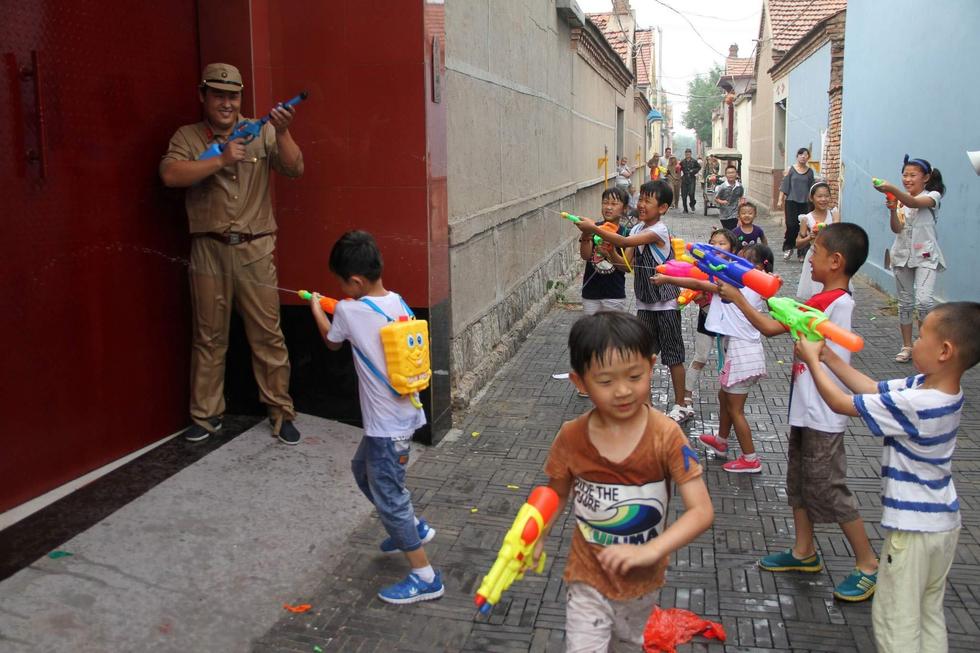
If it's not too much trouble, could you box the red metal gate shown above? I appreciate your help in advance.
[1,1,200,511]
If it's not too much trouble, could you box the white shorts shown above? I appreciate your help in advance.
[565,582,657,652]
[583,297,628,315]
[720,377,758,395]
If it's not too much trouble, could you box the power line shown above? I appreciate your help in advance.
[647,0,730,58]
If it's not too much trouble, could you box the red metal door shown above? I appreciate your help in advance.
[1,1,200,511]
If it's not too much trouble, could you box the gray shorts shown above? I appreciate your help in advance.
[786,426,860,524]
[565,582,657,652]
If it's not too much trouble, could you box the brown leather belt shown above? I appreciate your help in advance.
[193,231,273,245]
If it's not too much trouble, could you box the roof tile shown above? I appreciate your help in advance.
[769,0,846,53]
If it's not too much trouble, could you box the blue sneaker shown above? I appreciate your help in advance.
[380,520,435,554]
[758,549,823,572]
[833,568,877,602]
[377,571,444,605]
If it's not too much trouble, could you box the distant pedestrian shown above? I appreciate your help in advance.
[795,300,980,652]
[614,156,633,190]
[873,156,946,363]
[308,231,442,605]
[532,311,713,651]
[777,147,816,261]
[665,155,682,209]
[647,154,666,181]
[679,148,701,213]
[713,164,743,231]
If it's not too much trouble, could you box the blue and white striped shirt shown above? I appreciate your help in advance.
[853,375,962,532]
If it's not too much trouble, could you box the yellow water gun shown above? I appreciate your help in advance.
[474,486,559,614]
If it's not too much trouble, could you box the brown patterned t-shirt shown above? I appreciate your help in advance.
[544,408,703,600]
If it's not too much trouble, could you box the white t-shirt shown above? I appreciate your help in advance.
[890,190,945,270]
[853,374,961,532]
[327,292,427,438]
[632,221,678,311]
[705,288,765,340]
[788,291,854,432]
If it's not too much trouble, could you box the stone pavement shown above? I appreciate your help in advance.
[257,208,980,652]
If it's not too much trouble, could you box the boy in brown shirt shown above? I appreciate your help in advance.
[535,312,714,651]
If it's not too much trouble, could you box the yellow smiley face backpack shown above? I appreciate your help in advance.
[351,296,431,409]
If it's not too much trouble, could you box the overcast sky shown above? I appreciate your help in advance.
[576,0,762,134]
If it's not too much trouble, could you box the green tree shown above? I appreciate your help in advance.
[682,64,724,144]
[671,132,695,153]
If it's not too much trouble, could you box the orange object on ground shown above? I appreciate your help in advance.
[283,603,312,613]
[643,606,726,652]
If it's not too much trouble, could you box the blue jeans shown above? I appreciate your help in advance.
[351,436,421,552]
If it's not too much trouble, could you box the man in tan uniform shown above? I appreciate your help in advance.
[160,63,303,445]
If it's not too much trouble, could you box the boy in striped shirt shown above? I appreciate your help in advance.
[795,301,980,653]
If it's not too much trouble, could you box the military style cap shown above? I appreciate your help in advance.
[201,63,244,92]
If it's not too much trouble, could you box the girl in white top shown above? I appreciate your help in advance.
[873,155,946,362]
[796,182,841,299]
[652,242,773,474]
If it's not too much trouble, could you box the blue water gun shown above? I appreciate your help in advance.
[686,242,782,298]
[198,91,309,160]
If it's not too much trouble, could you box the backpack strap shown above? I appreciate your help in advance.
[360,295,415,321]
[359,297,394,322]
[352,346,401,398]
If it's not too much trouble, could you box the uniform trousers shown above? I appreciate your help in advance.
[188,237,295,433]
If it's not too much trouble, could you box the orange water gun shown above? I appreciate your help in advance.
[298,290,339,314]
[677,288,702,307]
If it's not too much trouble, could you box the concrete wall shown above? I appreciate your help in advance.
[735,97,753,180]
[711,111,723,150]
[785,42,830,169]
[840,0,980,302]
[747,11,775,209]
[446,0,638,404]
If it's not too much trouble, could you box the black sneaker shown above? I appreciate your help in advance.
[184,417,222,442]
[278,420,301,445]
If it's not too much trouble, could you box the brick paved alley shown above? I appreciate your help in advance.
[255,209,980,653]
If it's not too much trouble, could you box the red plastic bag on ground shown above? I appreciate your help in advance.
[643,606,726,653]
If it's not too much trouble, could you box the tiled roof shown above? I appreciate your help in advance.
[725,56,755,77]
[587,13,630,65]
[634,28,653,86]
[769,0,846,53]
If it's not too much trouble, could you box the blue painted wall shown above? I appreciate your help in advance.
[840,0,980,301]
[785,42,831,167]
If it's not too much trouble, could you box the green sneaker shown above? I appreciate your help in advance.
[758,549,823,572]
[833,568,877,602]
